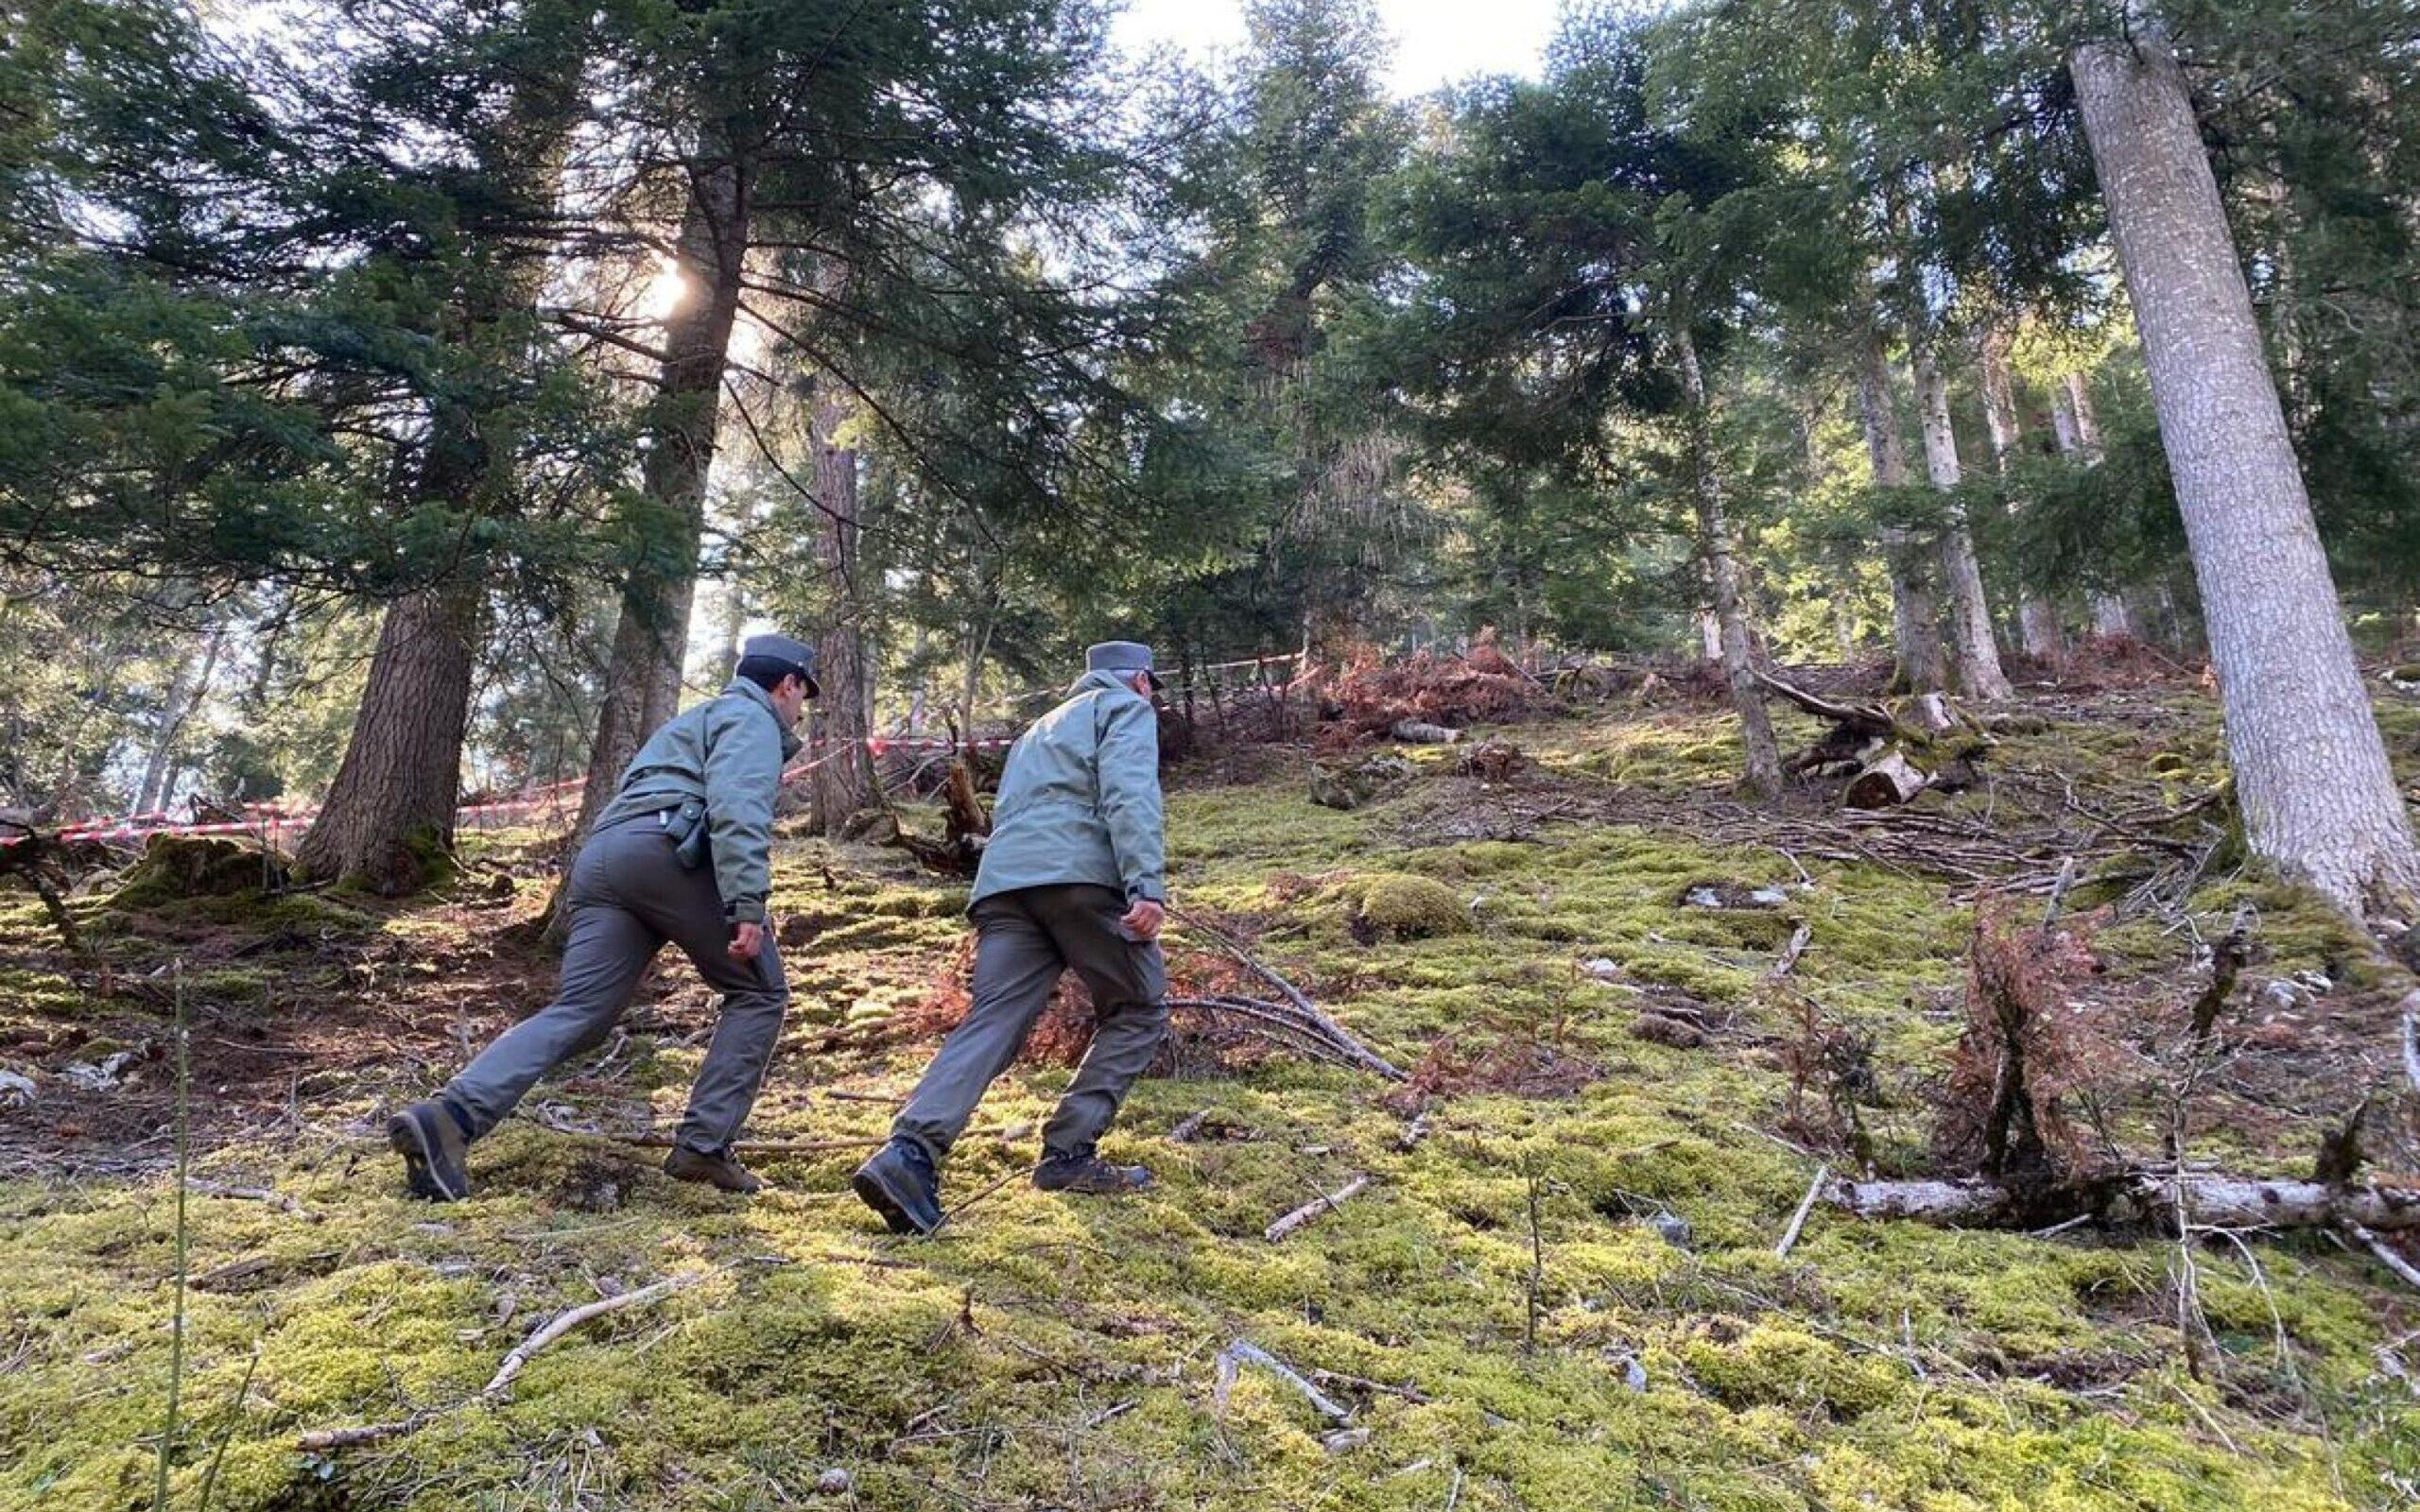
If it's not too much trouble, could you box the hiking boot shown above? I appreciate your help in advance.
[388,1100,473,1202]
[665,1144,762,1194]
[852,1138,944,1236]
[1032,1144,1152,1195]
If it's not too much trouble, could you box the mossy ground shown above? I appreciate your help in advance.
[3,682,2417,1511]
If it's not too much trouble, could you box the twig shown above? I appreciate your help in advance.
[1267,1174,1371,1243]
[182,1181,321,1224]
[486,1271,713,1396]
[2348,1222,2420,1294]
[1766,922,1813,983]
[1396,1109,1432,1151]
[943,1167,1022,1223]
[1216,1339,1351,1423]
[1167,1109,1213,1143]
[622,1134,885,1156]
[1774,1165,1829,1259]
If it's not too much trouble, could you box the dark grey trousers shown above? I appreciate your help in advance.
[893,883,1168,1163]
[442,821,788,1154]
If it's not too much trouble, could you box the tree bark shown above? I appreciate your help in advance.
[1911,344,2014,699]
[805,381,881,833]
[570,157,753,840]
[2072,30,2420,914]
[1673,323,1783,801]
[1856,328,1946,694]
[297,581,480,891]
[1980,330,2062,662]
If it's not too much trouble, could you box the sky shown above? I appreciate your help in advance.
[1111,0,1567,97]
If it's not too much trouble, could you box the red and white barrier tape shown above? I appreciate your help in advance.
[9,734,1021,849]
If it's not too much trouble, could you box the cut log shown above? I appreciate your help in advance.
[1844,750,1930,809]
[1833,1173,2420,1231]
[1390,718,1462,746]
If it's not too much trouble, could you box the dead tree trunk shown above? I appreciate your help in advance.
[2073,29,2420,915]
[1980,330,2062,662]
[1856,327,1946,695]
[569,156,752,842]
[806,380,881,834]
[1912,344,2014,700]
[135,620,226,815]
[2048,373,2135,639]
[1673,321,1782,800]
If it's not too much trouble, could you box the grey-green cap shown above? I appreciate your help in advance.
[740,633,821,696]
[1085,641,1163,689]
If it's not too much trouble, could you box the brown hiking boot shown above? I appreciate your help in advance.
[665,1145,762,1194]
[1032,1144,1152,1195]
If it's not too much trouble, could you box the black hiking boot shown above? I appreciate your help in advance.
[852,1138,944,1236]
[389,1099,473,1202]
[665,1144,762,1194]
[1032,1144,1152,1196]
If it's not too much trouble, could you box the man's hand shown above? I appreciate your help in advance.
[729,920,766,961]
[1119,898,1165,942]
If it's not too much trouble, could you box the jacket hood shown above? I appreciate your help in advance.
[723,677,804,761]
[1069,667,1146,700]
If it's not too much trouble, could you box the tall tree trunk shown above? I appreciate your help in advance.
[569,158,752,839]
[1856,329,1945,694]
[1911,344,2014,699]
[806,381,880,833]
[301,48,586,890]
[1981,330,2062,662]
[1674,323,1782,801]
[2048,376,2135,638]
[2072,29,2420,915]
[297,582,481,890]
[136,621,225,815]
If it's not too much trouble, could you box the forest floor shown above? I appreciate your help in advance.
[4,661,2420,1512]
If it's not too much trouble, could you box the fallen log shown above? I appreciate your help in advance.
[1390,718,1462,746]
[1833,1173,2420,1231]
[1843,751,1928,809]
[1267,1174,1372,1242]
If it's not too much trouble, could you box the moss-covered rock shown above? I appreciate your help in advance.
[1347,872,1471,940]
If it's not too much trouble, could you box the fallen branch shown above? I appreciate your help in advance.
[1169,908,1405,1081]
[1833,1173,2420,1231]
[1215,1339,1351,1423]
[301,1261,777,1450]
[1167,1109,1214,1143]
[1390,718,1462,746]
[1267,1174,1371,1243]
[184,1180,320,1224]
[487,1271,711,1396]
[624,1134,884,1156]
[2347,1222,2420,1294]
[2400,991,2420,1099]
[1766,922,1812,983]
[1396,1109,1432,1151]
[1774,1164,1829,1259]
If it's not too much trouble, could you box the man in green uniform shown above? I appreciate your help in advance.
[389,634,818,1200]
[853,641,1170,1235]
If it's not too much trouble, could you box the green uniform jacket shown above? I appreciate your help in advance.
[593,678,802,924]
[970,669,1166,909]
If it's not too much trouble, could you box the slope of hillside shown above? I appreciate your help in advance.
[3,686,2417,1511]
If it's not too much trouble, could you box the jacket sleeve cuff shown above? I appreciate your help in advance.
[724,897,769,925]
[1125,882,1165,904]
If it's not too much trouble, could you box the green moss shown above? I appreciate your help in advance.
[1345,872,1472,940]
